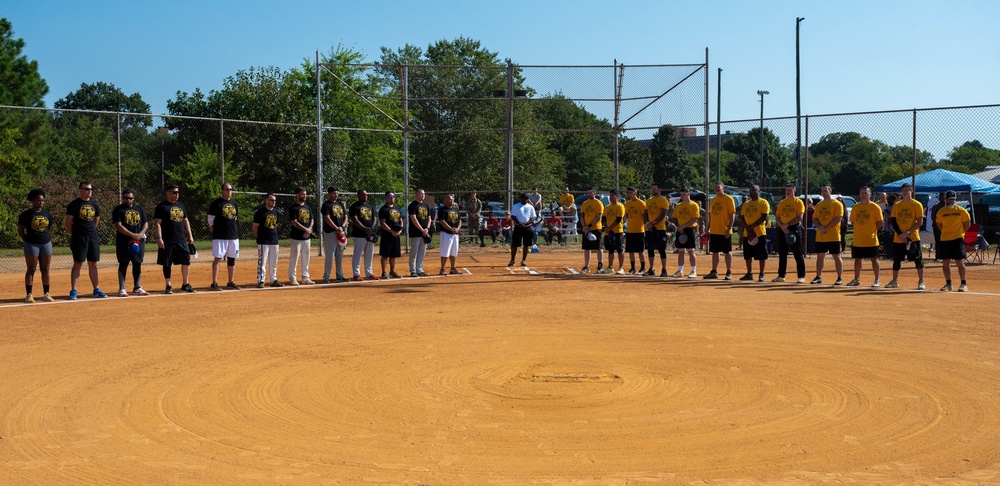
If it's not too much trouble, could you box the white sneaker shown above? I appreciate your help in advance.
[616,268,625,275]
[796,277,805,284]
[771,276,785,283]
[885,279,899,289]
[688,272,697,278]
[940,283,952,292]
[871,280,881,288]
[669,271,683,278]
[845,279,860,287]
[118,288,129,297]
[958,284,968,292]
[917,281,925,291]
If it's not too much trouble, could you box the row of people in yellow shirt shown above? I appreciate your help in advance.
[572,182,972,292]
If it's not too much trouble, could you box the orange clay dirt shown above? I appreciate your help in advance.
[1,244,999,484]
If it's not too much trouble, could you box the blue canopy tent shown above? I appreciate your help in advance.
[876,168,1000,223]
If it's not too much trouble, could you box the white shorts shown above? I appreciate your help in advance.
[440,232,459,258]
[212,239,240,259]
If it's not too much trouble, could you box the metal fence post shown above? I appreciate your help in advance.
[506,59,514,210]
[912,109,917,189]
[116,113,122,196]
[220,119,225,184]
[317,50,325,257]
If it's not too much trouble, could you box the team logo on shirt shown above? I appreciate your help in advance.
[897,207,912,222]
[744,203,760,220]
[780,203,797,220]
[169,206,185,222]
[817,206,831,223]
[264,213,278,229]
[360,207,372,220]
[297,208,311,224]
[677,205,693,221]
[712,201,724,215]
[331,204,344,218]
[855,208,871,225]
[31,215,49,232]
[125,209,141,226]
[447,209,459,224]
[78,204,96,222]
[417,206,428,220]
[389,208,401,222]
[222,203,237,219]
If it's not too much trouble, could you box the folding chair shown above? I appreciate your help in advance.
[964,224,984,264]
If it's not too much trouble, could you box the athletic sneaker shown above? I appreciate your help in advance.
[645,269,656,276]
[771,276,785,283]
[180,283,195,293]
[688,272,697,278]
[871,280,881,288]
[507,259,515,267]
[581,267,590,273]
[256,282,265,289]
[210,282,222,291]
[739,273,754,281]
[845,279,860,287]
[118,288,129,297]
[917,280,925,291]
[380,273,389,280]
[449,268,462,275]
[757,275,765,282]
[134,288,149,296]
[322,278,332,284]
[616,268,626,275]
[302,279,316,285]
[596,264,603,272]
[69,289,78,300]
[940,283,952,292]
[41,293,55,302]
[351,276,363,282]
[703,271,719,280]
[289,279,300,286]
[724,272,732,281]
[93,288,108,298]
[417,272,429,277]
[796,277,806,284]
[25,294,34,303]
[227,282,241,290]
[597,268,611,274]
[439,270,448,276]
[958,283,968,292]
[390,272,403,278]
[365,275,378,281]
[164,285,173,295]
[520,261,527,267]
[627,268,637,275]
[885,279,899,289]
[660,269,669,277]
[810,277,822,284]
[270,280,284,287]
[834,278,843,286]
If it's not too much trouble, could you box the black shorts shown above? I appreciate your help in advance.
[742,237,768,261]
[116,239,144,264]
[70,233,101,263]
[892,242,922,263]
[646,229,667,252]
[708,234,732,253]
[938,238,966,260]
[157,243,191,266]
[675,227,696,249]
[604,233,624,253]
[582,230,602,250]
[379,234,401,258]
[851,246,879,259]
[511,226,533,248]
[815,241,842,255]
[625,233,645,253]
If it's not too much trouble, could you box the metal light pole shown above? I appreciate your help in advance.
[716,68,722,183]
[757,90,769,187]
[796,17,804,191]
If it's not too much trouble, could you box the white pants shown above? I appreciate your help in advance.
[323,232,345,280]
[352,237,374,277]
[440,232,459,258]
[288,238,311,281]
[409,236,427,274]
[257,244,278,283]
[212,239,240,259]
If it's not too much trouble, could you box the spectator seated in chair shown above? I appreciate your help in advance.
[543,214,563,245]
[483,214,501,245]
[500,212,513,244]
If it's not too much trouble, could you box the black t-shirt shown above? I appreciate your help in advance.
[65,198,100,236]
[18,208,53,245]
[407,201,431,237]
[208,197,239,240]
[379,204,403,236]
[111,204,148,243]
[253,206,280,245]
[288,203,313,240]
[438,205,461,234]
[348,201,375,238]
[154,200,189,245]
[321,199,347,233]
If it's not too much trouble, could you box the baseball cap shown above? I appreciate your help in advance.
[520,193,530,200]
[945,190,957,199]
[327,186,339,193]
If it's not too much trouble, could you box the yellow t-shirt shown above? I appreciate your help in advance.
[559,193,575,208]
[935,205,970,241]
[776,197,806,225]
[624,199,646,234]
[645,195,670,231]
[740,198,770,237]
[708,194,736,235]
[580,198,605,231]
[850,201,883,247]
[813,199,844,243]
[890,199,924,243]
[603,202,625,233]
[673,200,700,229]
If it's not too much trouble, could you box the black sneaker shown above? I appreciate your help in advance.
[227,282,241,290]
[164,285,173,294]
[210,282,221,291]
[644,269,656,276]
[389,272,401,279]
[724,272,732,281]
[270,280,284,288]
[739,273,753,281]
[180,283,195,293]
[810,277,822,284]
[703,270,719,280]
[757,275,765,283]
[507,259,515,267]
[659,269,668,277]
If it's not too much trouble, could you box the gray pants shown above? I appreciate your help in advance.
[323,232,345,280]
[352,237,374,277]
[409,236,427,275]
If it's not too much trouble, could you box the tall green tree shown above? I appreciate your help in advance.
[724,127,793,188]
[649,125,697,188]
[54,81,151,128]
[534,93,612,190]
[940,140,1000,174]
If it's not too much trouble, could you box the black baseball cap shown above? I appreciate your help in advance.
[945,190,957,199]
[327,186,339,193]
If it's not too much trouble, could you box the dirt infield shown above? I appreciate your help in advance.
[2,246,999,484]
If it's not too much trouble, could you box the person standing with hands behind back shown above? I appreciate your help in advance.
[935,190,970,292]
[438,194,463,275]
[287,186,315,286]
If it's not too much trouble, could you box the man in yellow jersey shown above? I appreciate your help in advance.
[580,187,605,273]
[887,183,926,290]
[846,186,883,287]
[558,187,575,216]
[704,181,736,280]
[739,185,770,282]
[810,184,844,285]
[773,183,807,283]
[600,189,626,274]
[935,190,970,292]
[644,182,670,276]
[670,188,700,278]
[624,186,647,275]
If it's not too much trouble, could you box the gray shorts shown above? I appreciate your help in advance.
[24,241,53,257]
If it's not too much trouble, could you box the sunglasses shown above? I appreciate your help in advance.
[169,191,180,194]
[82,187,94,191]
[124,197,134,200]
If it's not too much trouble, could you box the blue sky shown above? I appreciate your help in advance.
[6,0,999,127]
